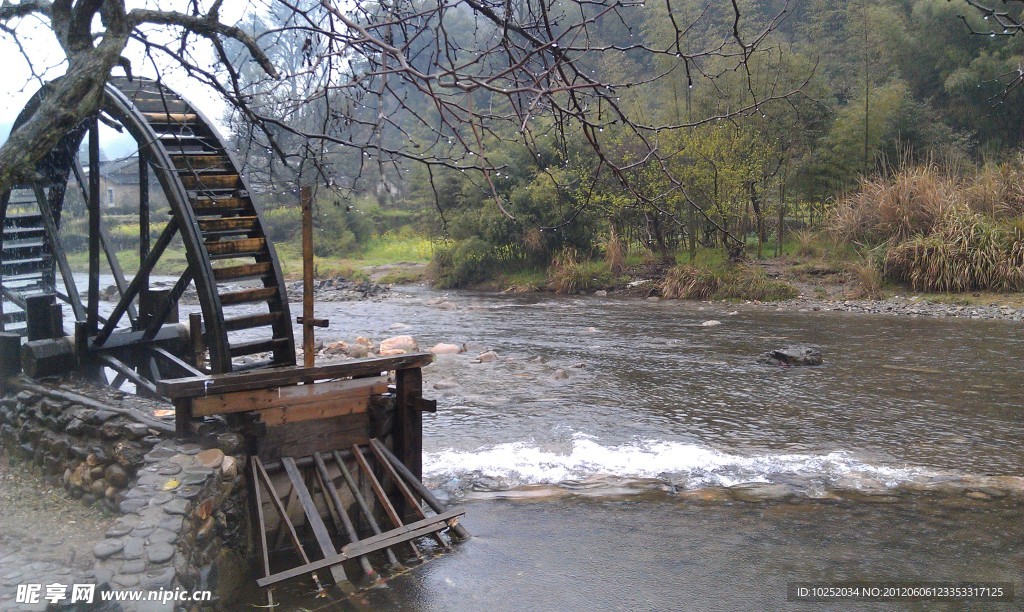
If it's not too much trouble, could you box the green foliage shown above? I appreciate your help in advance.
[547,248,619,294]
[429,237,504,288]
[662,264,798,301]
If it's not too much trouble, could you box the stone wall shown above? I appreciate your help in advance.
[0,377,252,606]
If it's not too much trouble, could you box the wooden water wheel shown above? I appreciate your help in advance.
[0,76,295,393]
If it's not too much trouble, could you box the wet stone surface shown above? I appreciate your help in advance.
[1,381,251,608]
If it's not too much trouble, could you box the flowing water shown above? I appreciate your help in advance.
[274,287,1023,611]
[87,280,1023,609]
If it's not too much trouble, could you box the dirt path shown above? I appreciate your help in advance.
[0,449,113,610]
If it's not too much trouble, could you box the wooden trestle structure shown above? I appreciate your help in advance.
[0,76,467,601]
[158,354,467,599]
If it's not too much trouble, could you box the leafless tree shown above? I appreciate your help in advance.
[0,0,803,224]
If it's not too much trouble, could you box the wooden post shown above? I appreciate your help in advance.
[189,312,205,372]
[25,294,56,341]
[296,186,328,368]
[88,118,101,334]
[0,333,21,376]
[394,367,423,519]
[302,186,314,368]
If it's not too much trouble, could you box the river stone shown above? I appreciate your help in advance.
[728,483,796,502]
[114,441,145,467]
[150,491,175,505]
[476,350,499,363]
[105,464,129,488]
[158,464,182,476]
[122,537,146,560]
[160,514,185,533]
[146,543,176,564]
[163,498,191,515]
[120,559,147,575]
[177,443,202,455]
[146,528,179,545]
[433,380,461,390]
[965,491,991,501]
[196,448,224,469]
[106,518,137,538]
[380,335,418,353]
[760,346,823,366]
[111,573,140,587]
[119,498,148,514]
[550,369,569,380]
[139,566,176,590]
[221,455,238,480]
[430,342,465,355]
[93,539,125,560]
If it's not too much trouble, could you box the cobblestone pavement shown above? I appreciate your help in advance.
[0,448,115,611]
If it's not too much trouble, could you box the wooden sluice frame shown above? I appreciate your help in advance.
[156,354,469,602]
[250,441,466,592]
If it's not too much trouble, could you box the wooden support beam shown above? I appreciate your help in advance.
[351,443,420,558]
[255,509,465,588]
[25,294,56,341]
[93,219,179,347]
[88,118,100,334]
[33,185,84,322]
[394,367,424,498]
[189,376,387,417]
[281,457,349,586]
[370,439,470,540]
[156,353,432,399]
[368,441,447,549]
[251,457,324,593]
[312,453,376,580]
[0,333,22,376]
[332,450,400,567]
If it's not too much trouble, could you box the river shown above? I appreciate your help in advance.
[250,286,1022,610]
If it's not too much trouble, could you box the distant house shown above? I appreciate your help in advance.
[81,155,168,211]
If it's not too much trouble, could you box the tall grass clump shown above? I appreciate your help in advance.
[884,210,1024,292]
[662,264,798,301]
[830,163,1024,293]
[548,248,617,293]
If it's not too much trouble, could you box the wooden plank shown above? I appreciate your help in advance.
[312,453,376,579]
[179,174,241,191]
[252,457,325,592]
[258,396,372,426]
[141,111,199,124]
[157,353,433,398]
[333,450,400,567]
[218,287,278,306]
[223,312,282,332]
[190,197,251,214]
[212,262,272,281]
[247,454,275,609]
[351,444,420,557]
[197,216,258,233]
[204,237,266,257]
[191,376,387,416]
[172,155,232,172]
[257,413,370,461]
[256,509,465,588]
[281,457,348,586]
[229,337,289,358]
[370,438,470,540]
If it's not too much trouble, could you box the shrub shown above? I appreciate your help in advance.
[884,210,1024,292]
[662,264,797,301]
[548,248,617,294]
[429,237,500,288]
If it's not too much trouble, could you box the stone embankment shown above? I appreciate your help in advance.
[775,295,1024,321]
[0,378,249,609]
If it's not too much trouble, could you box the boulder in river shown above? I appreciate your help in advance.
[476,350,499,363]
[380,335,418,355]
[430,342,466,355]
[760,346,823,366]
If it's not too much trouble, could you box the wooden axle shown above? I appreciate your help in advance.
[20,323,190,379]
